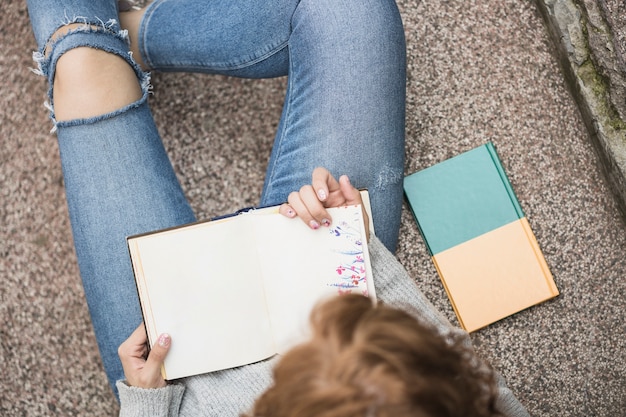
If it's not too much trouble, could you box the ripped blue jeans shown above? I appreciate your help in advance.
[26,0,406,396]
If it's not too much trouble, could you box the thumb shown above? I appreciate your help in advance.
[144,333,171,385]
[150,333,171,363]
[338,175,362,206]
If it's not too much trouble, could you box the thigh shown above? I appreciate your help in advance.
[138,0,298,77]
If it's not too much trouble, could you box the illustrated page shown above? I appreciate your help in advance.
[253,205,373,352]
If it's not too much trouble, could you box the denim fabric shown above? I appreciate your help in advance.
[57,102,197,395]
[140,0,407,248]
[27,0,406,398]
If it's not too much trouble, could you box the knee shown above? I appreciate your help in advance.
[53,46,143,121]
[40,23,145,122]
[294,0,405,61]
[297,0,404,41]
[350,0,405,40]
[30,19,148,124]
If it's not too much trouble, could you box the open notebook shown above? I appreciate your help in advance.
[127,204,373,380]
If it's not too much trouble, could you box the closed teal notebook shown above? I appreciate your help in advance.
[404,143,558,331]
[403,143,523,255]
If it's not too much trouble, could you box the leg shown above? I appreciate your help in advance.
[27,0,195,397]
[125,0,406,251]
[261,0,406,252]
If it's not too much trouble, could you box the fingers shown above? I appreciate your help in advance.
[118,323,170,389]
[286,185,332,230]
[118,324,149,363]
[311,168,361,208]
[279,167,366,231]
[127,322,149,345]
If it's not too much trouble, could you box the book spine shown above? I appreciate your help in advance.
[519,217,559,296]
[431,255,467,330]
[404,195,436,256]
[485,142,525,219]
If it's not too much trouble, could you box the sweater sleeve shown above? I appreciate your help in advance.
[117,380,185,417]
[368,235,530,417]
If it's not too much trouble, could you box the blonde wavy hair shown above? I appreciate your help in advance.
[247,294,500,417]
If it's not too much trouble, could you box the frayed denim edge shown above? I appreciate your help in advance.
[30,16,151,133]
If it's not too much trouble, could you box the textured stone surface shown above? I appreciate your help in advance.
[1,0,625,415]
[536,0,626,222]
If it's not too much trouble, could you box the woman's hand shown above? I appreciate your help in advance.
[279,167,369,239]
[118,324,171,389]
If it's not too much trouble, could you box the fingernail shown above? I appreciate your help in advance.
[286,209,295,217]
[158,333,171,348]
[321,218,331,227]
[317,189,327,200]
[309,220,320,230]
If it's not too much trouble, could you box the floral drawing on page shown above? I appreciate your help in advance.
[328,207,369,296]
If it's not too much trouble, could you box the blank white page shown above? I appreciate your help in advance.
[129,217,275,380]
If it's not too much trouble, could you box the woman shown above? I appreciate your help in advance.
[26,0,405,397]
[26,0,528,415]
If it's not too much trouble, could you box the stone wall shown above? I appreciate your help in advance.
[536,0,626,220]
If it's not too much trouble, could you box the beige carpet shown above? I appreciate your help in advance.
[1,0,624,415]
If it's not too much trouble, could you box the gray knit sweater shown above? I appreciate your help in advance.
[117,236,530,417]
